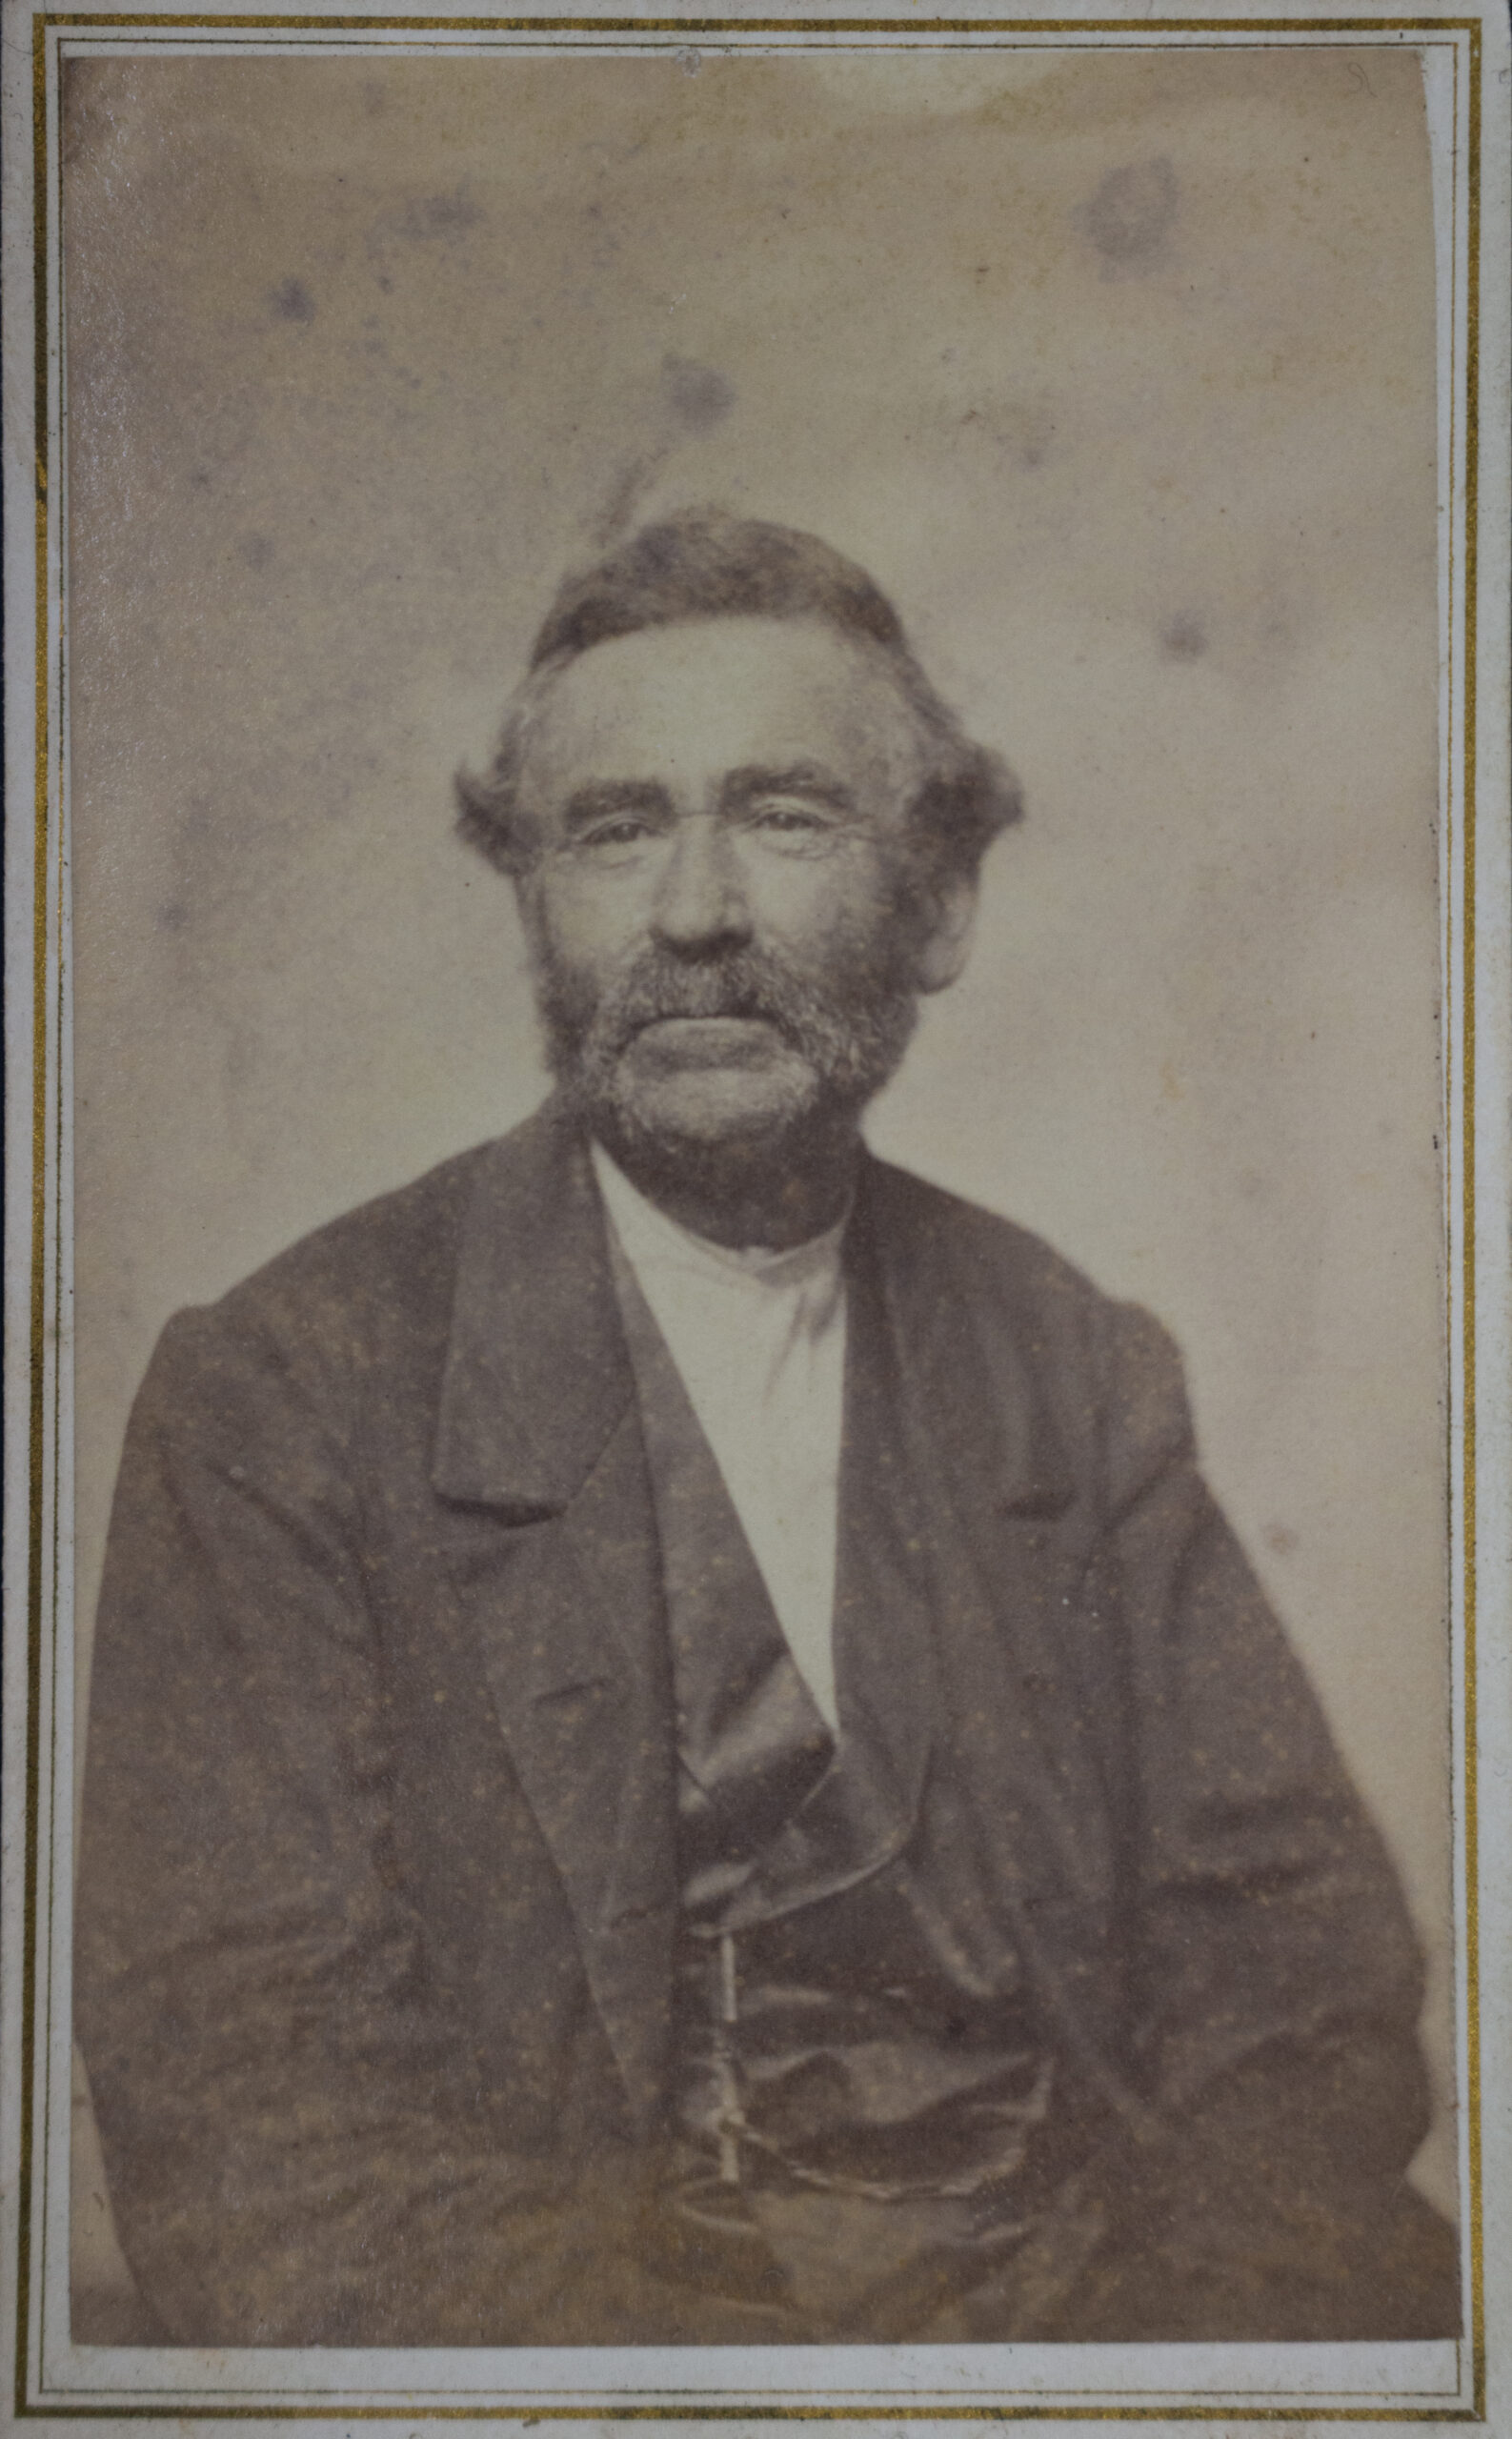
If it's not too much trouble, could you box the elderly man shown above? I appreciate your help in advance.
[76,510,1457,2348]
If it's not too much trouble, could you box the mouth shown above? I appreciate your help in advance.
[625,1015,788,1068]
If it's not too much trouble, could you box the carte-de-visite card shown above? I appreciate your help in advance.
[2,4,1509,2430]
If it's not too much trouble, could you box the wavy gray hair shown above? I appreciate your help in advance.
[455,507,1022,882]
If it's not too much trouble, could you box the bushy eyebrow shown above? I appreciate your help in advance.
[718,763,857,816]
[555,765,857,837]
[557,780,673,837]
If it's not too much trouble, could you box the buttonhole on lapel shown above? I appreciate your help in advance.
[533,1675,612,1709]
[442,1495,560,1539]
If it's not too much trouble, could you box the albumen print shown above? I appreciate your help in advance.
[3,9,1508,2428]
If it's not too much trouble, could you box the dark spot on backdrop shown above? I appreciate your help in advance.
[1079,155,1179,271]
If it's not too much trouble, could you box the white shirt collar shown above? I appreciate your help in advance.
[589,1140,848,1311]
[589,1139,848,1731]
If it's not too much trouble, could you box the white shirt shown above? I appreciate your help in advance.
[591,1143,847,1733]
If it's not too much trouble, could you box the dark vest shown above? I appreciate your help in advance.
[607,1207,1079,2341]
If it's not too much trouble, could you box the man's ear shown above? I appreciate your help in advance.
[913,865,979,994]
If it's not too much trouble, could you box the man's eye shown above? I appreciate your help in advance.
[747,801,834,838]
[576,816,656,853]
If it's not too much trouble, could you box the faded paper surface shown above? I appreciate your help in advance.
[61,41,1449,2337]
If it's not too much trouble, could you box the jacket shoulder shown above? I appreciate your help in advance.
[121,1148,494,1476]
[192,1139,490,1356]
[863,1155,1195,1505]
[152,1119,562,1411]
[864,1153,1117,1327]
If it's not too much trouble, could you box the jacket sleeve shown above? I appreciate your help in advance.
[1022,1300,1457,2340]
[75,1299,654,2348]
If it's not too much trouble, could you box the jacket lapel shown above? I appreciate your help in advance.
[430,1105,676,2129]
[857,1159,1122,1985]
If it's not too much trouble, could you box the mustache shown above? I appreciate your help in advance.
[575,948,839,1057]
[525,925,922,1130]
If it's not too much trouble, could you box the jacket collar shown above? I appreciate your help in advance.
[432,1103,1073,1523]
[851,1153,1075,1522]
[431,1099,635,1513]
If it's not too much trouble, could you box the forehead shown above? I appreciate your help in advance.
[517,616,926,810]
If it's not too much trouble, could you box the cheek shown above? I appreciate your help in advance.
[529,871,650,974]
[745,850,910,967]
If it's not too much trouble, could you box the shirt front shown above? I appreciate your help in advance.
[590,1141,847,1732]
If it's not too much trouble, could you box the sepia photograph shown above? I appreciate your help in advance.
[4,5,1509,2426]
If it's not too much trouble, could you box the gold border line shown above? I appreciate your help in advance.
[1460,10,1482,2420]
[17,10,51,2421]
[9,2402,1499,2425]
[15,10,1487,2420]
[29,12,1491,30]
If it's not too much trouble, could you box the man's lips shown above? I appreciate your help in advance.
[623,1014,787,1068]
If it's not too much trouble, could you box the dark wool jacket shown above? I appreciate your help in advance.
[75,1100,1457,2347]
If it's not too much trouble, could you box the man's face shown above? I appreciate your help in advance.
[513,617,967,1171]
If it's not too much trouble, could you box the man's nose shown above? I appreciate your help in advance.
[649,815,754,956]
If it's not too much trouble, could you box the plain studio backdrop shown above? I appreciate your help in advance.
[62,35,1454,2269]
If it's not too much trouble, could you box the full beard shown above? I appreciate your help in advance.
[525,927,919,1207]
